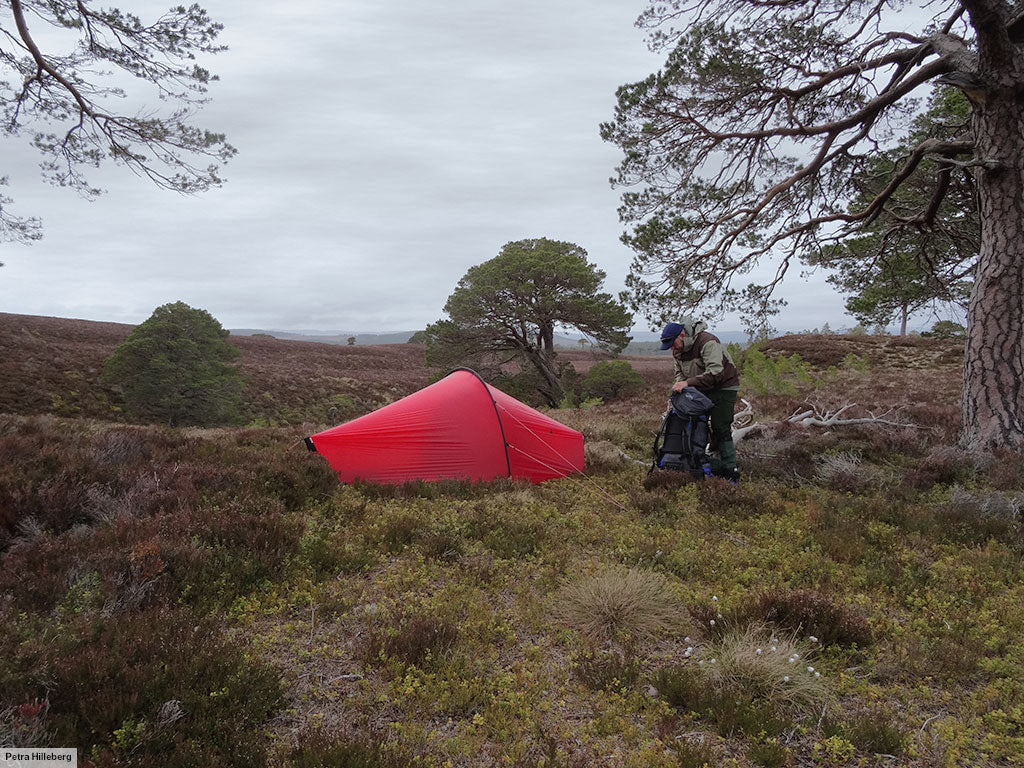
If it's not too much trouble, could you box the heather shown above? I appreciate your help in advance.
[2,315,1022,766]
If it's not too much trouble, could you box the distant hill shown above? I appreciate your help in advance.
[230,329,419,345]
[232,328,755,350]
[0,313,662,425]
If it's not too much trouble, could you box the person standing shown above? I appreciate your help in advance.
[660,318,741,481]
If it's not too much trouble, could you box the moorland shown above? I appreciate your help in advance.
[1,311,1021,767]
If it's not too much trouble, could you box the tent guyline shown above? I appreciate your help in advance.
[495,402,630,511]
[306,369,584,485]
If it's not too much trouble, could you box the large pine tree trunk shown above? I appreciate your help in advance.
[961,58,1024,451]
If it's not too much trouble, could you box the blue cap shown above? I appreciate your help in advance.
[659,322,684,350]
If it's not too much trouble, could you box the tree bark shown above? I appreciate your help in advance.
[524,347,564,407]
[900,304,908,336]
[961,43,1024,450]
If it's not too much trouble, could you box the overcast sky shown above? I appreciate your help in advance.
[1,0,880,335]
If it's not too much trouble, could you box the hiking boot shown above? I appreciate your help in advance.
[720,467,741,484]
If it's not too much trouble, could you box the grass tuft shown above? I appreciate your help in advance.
[552,566,680,645]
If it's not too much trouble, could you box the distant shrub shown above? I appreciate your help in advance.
[580,360,645,401]
[921,320,966,340]
[103,302,245,427]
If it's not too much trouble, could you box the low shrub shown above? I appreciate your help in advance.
[2,608,281,766]
[289,730,408,768]
[364,614,459,668]
[902,446,976,489]
[698,476,782,518]
[571,647,641,691]
[735,589,873,648]
[748,738,791,768]
[825,708,907,756]
[932,487,1021,545]
[653,664,790,738]
[667,735,720,768]
[776,589,870,646]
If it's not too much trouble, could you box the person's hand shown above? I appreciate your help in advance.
[671,381,687,393]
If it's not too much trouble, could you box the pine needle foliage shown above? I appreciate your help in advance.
[103,302,244,427]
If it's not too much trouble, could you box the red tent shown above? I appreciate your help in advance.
[305,369,584,484]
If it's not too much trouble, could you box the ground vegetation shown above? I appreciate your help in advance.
[0,316,1021,766]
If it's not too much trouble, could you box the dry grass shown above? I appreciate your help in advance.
[814,450,890,491]
[706,624,829,715]
[552,566,681,645]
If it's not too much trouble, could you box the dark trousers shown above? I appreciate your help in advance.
[705,389,738,470]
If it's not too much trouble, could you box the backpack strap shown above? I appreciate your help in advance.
[649,411,670,476]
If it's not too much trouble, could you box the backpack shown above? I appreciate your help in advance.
[650,388,714,479]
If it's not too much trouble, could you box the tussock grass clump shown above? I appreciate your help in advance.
[706,624,828,714]
[653,625,827,739]
[813,451,889,492]
[553,566,680,645]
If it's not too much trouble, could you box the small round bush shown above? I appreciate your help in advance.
[581,360,645,401]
